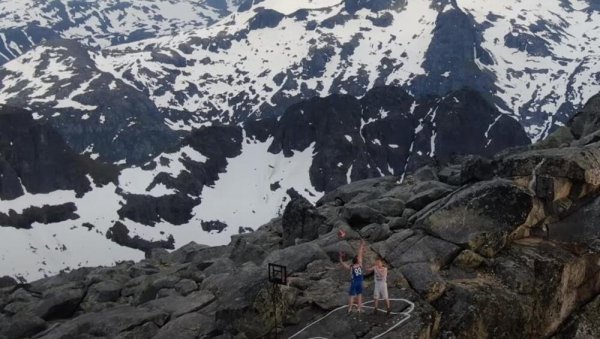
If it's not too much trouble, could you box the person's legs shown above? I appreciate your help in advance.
[348,283,355,313]
[357,294,363,313]
[348,281,360,313]
[357,282,364,312]
[373,282,381,313]
[382,283,391,315]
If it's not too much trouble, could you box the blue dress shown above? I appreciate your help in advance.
[348,264,363,296]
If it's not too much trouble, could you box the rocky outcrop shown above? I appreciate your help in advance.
[282,194,328,247]
[117,194,198,226]
[106,222,175,253]
[0,203,79,229]
[416,179,533,257]
[201,220,228,233]
[3,148,599,338]
[569,92,600,139]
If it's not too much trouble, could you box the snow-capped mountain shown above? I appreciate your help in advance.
[1,0,599,281]
[0,0,598,165]
[0,0,243,65]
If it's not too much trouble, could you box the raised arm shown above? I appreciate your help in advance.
[358,240,365,265]
[339,252,351,270]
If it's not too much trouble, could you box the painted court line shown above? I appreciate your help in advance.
[288,298,415,339]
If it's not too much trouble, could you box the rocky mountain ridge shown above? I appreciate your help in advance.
[0,83,532,281]
[1,89,600,338]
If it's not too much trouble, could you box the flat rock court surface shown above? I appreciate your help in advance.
[287,298,415,339]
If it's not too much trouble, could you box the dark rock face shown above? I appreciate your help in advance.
[345,0,407,13]
[413,89,530,165]
[0,203,79,229]
[201,220,228,233]
[0,276,17,288]
[0,106,118,200]
[117,194,197,226]
[2,314,47,339]
[505,31,551,57]
[106,221,175,253]
[33,284,85,320]
[248,9,284,30]
[341,204,386,228]
[282,195,327,247]
[267,93,376,192]
[85,280,122,303]
[262,85,528,192]
[411,7,495,100]
[569,93,600,139]
[359,223,391,242]
[406,181,455,210]
[550,195,600,249]
[317,176,399,206]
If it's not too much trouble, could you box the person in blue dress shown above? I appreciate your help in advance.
[339,240,365,314]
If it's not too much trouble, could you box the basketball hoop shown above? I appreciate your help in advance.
[266,263,288,338]
[268,263,287,285]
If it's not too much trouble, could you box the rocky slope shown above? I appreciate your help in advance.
[1,91,600,338]
[0,105,118,201]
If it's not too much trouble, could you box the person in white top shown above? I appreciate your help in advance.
[367,257,390,315]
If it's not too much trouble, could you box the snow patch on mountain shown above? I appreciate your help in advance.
[0,183,143,282]
[0,134,321,281]
[120,146,207,197]
[194,138,319,243]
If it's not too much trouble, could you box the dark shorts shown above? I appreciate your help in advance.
[349,280,363,296]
